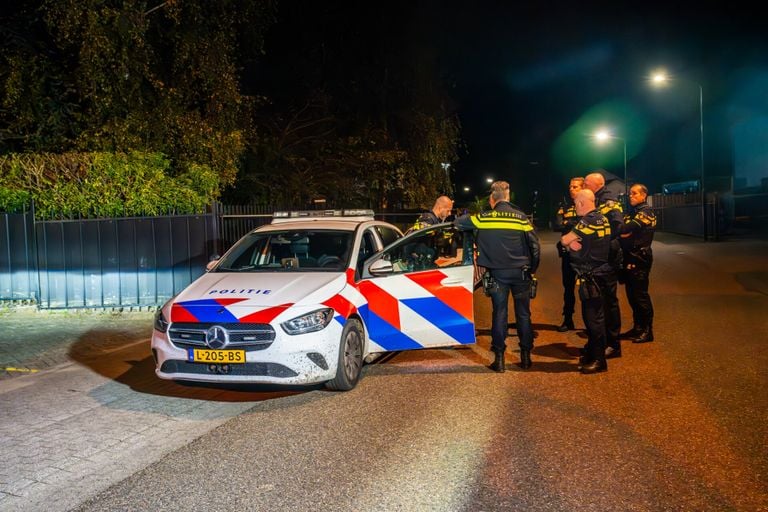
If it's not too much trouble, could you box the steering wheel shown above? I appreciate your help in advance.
[317,255,342,268]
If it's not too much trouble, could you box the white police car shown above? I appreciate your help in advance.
[151,209,475,390]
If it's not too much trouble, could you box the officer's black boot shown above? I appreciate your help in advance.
[557,316,575,332]
[605,343,622,359]
[578,345,589,366]
[620,325,641,339]
[580,358,607,374]
[489,350,505,373]
[632,326,654,343]
[520,350,532,369]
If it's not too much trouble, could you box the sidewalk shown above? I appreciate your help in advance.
[0,309,270,511]
[0,308,152,380]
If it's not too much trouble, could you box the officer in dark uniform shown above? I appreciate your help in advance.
[584,171,623,359]
[554,177,584,332]
[455,181,540,372]
[618,183,657,343]
[406,195,454,233]
[561,189,613,374]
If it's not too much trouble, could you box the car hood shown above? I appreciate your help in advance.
[174,271,347,308]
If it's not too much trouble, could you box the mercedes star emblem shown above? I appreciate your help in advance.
[205,325,229,349]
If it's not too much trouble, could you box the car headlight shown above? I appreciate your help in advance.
[281,308,334,335]
[154,308,170,333]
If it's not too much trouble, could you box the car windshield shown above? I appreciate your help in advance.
[214,229,353,272]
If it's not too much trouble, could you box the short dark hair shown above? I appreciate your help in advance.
[490,180,510,201]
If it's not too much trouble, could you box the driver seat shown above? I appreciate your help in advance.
[290,242,316,268]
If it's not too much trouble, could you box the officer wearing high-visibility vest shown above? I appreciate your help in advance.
[406,195,454,234]
[561,188,613,374]
[618,183,657,344]
[584,171,623,359]
[454,180,540,372]
[554,177,585,332]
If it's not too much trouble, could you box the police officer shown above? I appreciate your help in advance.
[584,171,623,359]
[618,183,657,343]
[407,195,454,233]
[561,189,613,374]
[455,181,540,372]
[554,177,584,332]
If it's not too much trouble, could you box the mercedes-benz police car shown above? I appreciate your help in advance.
[151,209,476,390]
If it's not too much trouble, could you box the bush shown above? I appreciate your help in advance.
[0,151,219,218]
[0,187,30,213]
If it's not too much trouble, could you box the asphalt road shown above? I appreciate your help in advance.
[3,231,767,511]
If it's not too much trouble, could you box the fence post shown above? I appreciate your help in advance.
[24,203,35,303]
[211,200,222,257]
[30,200,45,308]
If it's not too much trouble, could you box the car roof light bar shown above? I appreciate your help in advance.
[272,208,374,222]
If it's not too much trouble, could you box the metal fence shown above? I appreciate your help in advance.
[649,193,721,239]
[218,203,272,250]
[0,209,36,302]
[0,207,218,309]
[36,214,219,309]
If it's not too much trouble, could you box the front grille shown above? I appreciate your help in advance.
[172,342,271,353]
[168,322,276,350]
[160,360,298,378]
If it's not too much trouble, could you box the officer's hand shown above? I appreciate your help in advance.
[569,240,582,251]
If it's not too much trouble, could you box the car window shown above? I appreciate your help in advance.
[381,226,468,274]
[214,230,352,272]
[356,229,379,276]
[374,225,402,246]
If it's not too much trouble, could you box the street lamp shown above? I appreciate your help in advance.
[650,70,706,240]
[593,129,628,197]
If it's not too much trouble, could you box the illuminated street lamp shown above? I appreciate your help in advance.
[485,177,494,184]
[463,186,471,192]
[593,129,628,197]
[651,70,706,240]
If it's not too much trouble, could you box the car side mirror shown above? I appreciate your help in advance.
[368,258,393,276]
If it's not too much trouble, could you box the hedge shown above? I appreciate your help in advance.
[0,151,219,218]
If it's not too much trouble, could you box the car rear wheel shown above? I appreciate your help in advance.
[326,319,363,391]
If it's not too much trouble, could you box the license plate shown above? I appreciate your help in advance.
[188,348,246,364]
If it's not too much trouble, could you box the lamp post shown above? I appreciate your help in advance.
[651,71,706,240]
[593,129,628,198]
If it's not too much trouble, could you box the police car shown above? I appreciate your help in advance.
[151,210,476,390]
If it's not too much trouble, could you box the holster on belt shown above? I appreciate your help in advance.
[481,271,498,297]
[626,246,652,270]
[577,272,601,300]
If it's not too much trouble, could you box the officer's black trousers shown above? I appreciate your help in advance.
[580,294,606,363]
[560,252,577,318]
[625,267,653,328]
[602,271,621,349]
[489,280,533,353]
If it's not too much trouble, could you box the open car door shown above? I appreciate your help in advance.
[358,224,476,353]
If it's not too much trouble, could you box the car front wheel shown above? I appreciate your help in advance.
[326,319,364,391]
